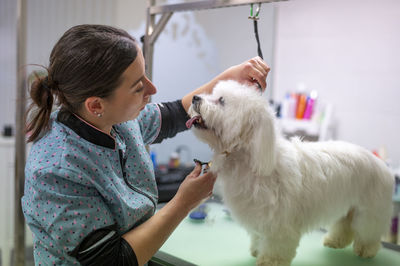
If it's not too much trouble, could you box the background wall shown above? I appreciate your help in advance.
[0,0,116,135]
[273,0,400,166]
[0,0,18,134]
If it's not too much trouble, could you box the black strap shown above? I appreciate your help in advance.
[253,19,264,59]
[69,224,138,266]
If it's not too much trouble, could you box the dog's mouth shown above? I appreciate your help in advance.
[186,115,208,129]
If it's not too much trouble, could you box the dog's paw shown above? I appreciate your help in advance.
[256,256,290,266]
[323,234,353,249]
[353,241,380,258]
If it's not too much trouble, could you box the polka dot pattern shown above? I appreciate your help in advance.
[22,104,161,264]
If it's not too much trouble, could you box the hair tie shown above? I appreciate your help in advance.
[42,76,60,93]
[42,76,51,92]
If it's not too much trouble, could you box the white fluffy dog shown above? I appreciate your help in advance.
[186,80,394,266]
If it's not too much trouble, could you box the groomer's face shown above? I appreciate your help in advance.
[103,46,157,124]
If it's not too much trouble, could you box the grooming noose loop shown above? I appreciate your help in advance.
[248,3,264,60]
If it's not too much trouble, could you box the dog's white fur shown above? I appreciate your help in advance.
[188,80,394,266]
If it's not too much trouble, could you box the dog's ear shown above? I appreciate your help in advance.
[248,105,276,176]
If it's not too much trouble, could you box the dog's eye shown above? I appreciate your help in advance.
[218,97,225,106]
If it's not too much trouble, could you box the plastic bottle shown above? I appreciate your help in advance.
[296,94,307,119]
[168,151,180,169]
[150,150,157,170]
[288,93,297,119]
[280,93,290,119]
[303,90,318,120]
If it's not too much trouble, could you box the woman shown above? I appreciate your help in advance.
[22,24,270,265]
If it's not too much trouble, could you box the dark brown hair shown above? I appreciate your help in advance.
[26,24,138,142]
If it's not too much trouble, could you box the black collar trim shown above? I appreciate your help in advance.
[57,109,116,149]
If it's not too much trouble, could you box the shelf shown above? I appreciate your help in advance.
[278,118,320,137]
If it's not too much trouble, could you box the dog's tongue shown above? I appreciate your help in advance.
[186,116,201,129]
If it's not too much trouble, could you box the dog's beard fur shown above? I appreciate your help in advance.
[187,80,394,266]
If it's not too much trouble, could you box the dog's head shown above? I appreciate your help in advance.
[187,80,276,175]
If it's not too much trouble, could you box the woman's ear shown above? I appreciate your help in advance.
[84,97,104,117]
[248,105,276,176]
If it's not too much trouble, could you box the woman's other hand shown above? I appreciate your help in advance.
[181,56,270,112]
[123,163,216,265]
[218,56,270,91]
[173,163,217,212]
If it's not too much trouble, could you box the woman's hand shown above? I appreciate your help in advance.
[122,163,215,265]
[173,163,217,212]
[181,56,270,112]
[217,56,270,91]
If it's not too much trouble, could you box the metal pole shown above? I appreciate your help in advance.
[149,0,287,15]
[144,0,156,80]
[14,0,27,265]
[149,13,173,46]
[144,1,173,81]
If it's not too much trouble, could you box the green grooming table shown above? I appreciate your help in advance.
[152,202,400,266]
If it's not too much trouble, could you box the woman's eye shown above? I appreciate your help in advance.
[135,86,144,93]
[218,96,225,105]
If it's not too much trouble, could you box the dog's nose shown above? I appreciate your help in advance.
[192,95,201,104]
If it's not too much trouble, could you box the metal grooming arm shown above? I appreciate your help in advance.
[144,0,287,80]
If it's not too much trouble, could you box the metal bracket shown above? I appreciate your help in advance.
[248,3,261,20]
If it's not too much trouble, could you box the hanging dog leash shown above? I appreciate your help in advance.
[248,3,264,91]
[249,3,263,59]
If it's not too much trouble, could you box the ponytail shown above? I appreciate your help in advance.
[26,73,55,142]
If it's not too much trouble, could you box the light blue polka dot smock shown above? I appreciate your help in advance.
[22,103,161,265]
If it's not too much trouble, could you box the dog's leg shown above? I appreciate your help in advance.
[351,209,389,258]
[256,233,300,266]
[323,208,354,249]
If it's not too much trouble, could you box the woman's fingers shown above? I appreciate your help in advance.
[189,163,202,178]
[246,56,270,90]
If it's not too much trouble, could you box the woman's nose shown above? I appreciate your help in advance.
[144,76,157,96]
